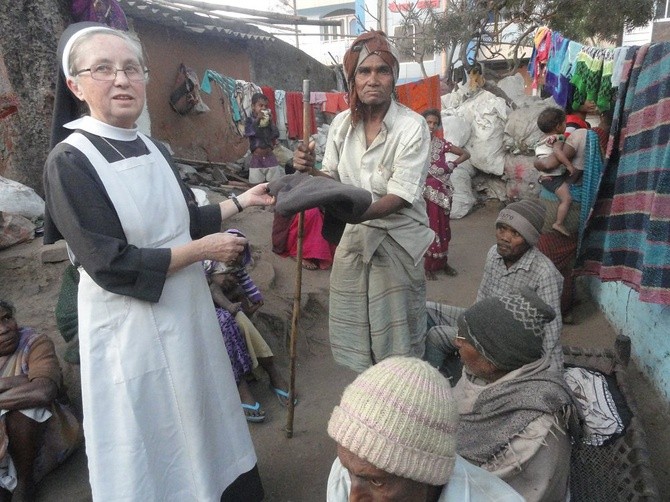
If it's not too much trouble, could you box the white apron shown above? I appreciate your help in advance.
[64,132,256,501]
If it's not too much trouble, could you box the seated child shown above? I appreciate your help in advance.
[534,107,580,237]
[204,232,294,423]
[244,93,283,184]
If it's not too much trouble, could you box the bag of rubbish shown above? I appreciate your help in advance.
[0,176,45,219]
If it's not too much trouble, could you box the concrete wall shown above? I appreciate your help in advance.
[586,277,670,402]
[248,37,337,92]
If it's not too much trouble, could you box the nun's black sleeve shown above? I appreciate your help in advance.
[43,142,221,303]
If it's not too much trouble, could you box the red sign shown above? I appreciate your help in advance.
[389,0,440,13]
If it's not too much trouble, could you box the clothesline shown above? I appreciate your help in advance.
[529,27,631,112]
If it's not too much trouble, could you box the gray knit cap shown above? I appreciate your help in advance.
[458,287,556,371]
[328,357,458,486]
[496,199,546,246]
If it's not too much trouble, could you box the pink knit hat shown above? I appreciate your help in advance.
[328,357,458,486]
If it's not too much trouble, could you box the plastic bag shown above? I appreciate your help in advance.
[169,63,210,115]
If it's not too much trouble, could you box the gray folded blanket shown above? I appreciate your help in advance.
[267,173,372,244]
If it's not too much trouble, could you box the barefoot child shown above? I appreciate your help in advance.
[534,107,580,237]
[244,93,282,184]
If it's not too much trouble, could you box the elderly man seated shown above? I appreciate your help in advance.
[425,198,565,377]
[326,356,524,501]
[0,300,82,501]
[453,288,580,502]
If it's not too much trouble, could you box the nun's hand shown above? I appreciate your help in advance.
[238,183,276,208]
[200,233,247,265]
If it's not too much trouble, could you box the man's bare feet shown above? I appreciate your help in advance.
[443,264,458,276]
[552,223,571,237]
[301,259,318,270]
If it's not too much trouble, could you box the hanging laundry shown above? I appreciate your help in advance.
[528,27,552,95]
[559,40,584,81]
[570,47,615,112]
[579,43,670,305]
[610,47,630,88]
[310,92,327,107]
[323,92,348,115]
[201,70,241,121]
[544,32,570,108]
[285,92,316,140]
[596,52,616,111]
[260,86,277,122]
[274,90,288,141]
[169,64,209,115]
[395,75,441,113]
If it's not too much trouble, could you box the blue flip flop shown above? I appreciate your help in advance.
[242,402,266,423]
[271,387,298,407]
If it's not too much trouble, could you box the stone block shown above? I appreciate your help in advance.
[41,240,69,263]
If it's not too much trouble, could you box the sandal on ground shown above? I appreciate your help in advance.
[301,259,318,270]
[271,387,298,407]
[242,402,266,422]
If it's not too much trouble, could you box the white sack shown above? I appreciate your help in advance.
[440,115,471,148]
[447,90,508,176]
[503,154,542,200]
[503,96,558,155]
[0,176,45,219]
[449,166,477,219]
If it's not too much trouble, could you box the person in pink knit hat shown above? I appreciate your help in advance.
[326,356,523,501]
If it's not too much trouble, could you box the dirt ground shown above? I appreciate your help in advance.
[1,197,668,500]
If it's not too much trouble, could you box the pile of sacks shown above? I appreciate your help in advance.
[441,74,560,218]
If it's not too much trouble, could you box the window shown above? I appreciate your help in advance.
[320,24,340,42]
[656,0,670,19]
[321,9,357,42]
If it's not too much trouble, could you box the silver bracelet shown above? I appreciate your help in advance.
[230,194,243,213]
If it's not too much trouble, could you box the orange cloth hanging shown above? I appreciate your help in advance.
[395,75,441,115]
[323,92,348,114]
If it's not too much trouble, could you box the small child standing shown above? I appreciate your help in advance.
[244,93,283,184]
[534,107,580,237]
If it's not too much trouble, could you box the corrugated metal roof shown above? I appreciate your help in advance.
[119,0,275,41]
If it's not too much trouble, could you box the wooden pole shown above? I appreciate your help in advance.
[285,79,310,438]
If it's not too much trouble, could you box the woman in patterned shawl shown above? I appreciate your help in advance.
[421,109,470,279]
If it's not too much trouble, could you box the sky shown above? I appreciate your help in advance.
[204,0,288,13]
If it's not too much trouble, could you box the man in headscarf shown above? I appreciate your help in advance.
[424,199,565,376]
[293,31,433,373]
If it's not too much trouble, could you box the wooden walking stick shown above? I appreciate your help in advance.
[285,79,310,438]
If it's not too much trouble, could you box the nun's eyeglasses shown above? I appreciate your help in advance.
[76,64,149,82]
